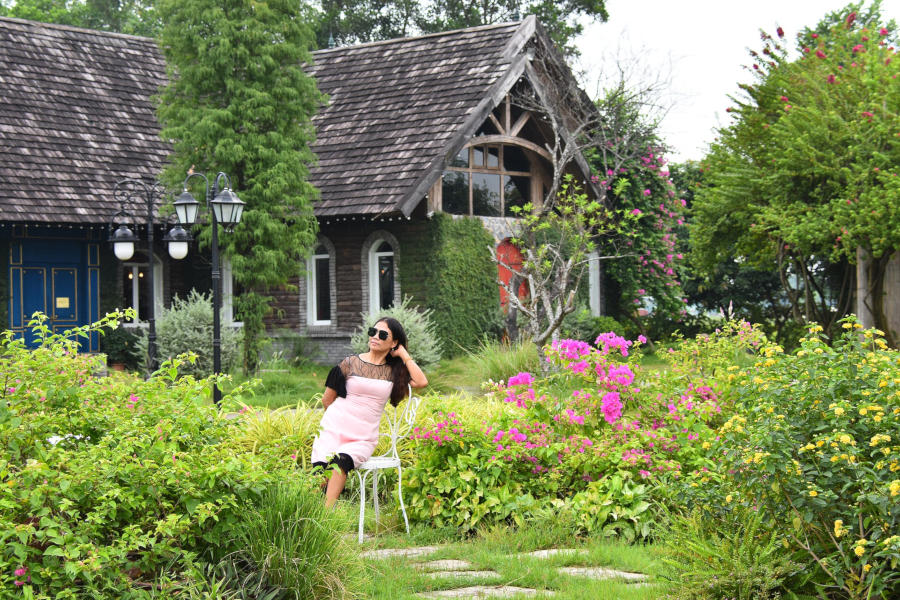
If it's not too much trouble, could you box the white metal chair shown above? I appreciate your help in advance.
[355,384,421,543]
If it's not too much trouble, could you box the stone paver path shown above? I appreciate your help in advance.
[416,559,475,571]
[361,544,650,598]
[557,566,648,583]
[519,549,587,559]
[417,586,547,598]
[425,570,500,580]
[361,546,440,560]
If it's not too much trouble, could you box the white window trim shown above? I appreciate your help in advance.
[221,257,242,327]
[121,255,163,327]
[588,250,602,317]
[361,231,401,318]
[368,245,394,316]
[307,247,332,326]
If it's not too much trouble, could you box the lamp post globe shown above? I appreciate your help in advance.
[210,187,245,228]
[110,224,137,261]
[163,225,192,260]
[173,190,200,226]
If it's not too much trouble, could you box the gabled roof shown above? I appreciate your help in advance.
[0,17,168,225]
[307,19,537,217]
[0,15,590,224]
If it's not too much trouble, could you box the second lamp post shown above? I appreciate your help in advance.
[169,172,245,404]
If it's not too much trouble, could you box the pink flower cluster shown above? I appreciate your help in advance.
[413,412,465,446]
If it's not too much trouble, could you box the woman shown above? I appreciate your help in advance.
[310,317,428,507]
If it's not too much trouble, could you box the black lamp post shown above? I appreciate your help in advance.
[108,179,170,373]
[169,172,244,404]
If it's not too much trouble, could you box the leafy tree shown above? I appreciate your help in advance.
[0,0,159,36]
[692,1,900,344]
[155,0,322,372]
[314,0,608,55]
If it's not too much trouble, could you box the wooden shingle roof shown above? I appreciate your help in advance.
[307,20,536,217]
[0,16,548,223]
[0,17,168,225]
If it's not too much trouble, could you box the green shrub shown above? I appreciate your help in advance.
[99,323,140,369]
[400,212,502,357]
[467,337,540,384]
[559,306,625,343]
[133,289,243,377]
[0,312,308,597]
[350,296,442,369]
[223,481,361,599]
[658,506,800,600]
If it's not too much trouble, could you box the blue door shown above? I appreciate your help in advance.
[8,237,100,351]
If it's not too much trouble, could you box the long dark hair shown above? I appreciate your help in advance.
[377,317,411,406]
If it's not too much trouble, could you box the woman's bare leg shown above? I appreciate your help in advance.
[324,469,348,508]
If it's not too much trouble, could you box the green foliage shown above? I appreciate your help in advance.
[553,473,652,542]
[692,3,900,340]
[0,311,310,597]
[350,296,443,369]
[467,337,541,384]
[659,506,800,600]
[132,290,243,377]
[405,213,502,357]
[0,0,160,36]
[665,318,900,599]
[560,306,625,343]
[314,0,608,56]
[508,176,631,346]
[99,323,139,368]
[156,0,322,373]
[223,480,361,599]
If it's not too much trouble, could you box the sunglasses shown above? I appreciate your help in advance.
[367,327,390,341]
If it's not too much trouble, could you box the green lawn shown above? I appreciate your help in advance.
[336,500,668,599]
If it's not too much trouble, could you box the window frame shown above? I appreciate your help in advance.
[443,143,532,217]
[307,244,333,326]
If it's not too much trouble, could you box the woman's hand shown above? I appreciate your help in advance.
[393,344,428,388]
[390,344,411,361]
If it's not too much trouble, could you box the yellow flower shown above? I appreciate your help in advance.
[864,564,872,573]
[834,519,846,538]
[814,347,824,354]
[842,322,853,329]
[726,494,733,503]
[854,545,866,557]
[701,441,711,450]
[809,490,818,497]
[854,323,863,329]
[860,408,868,415]
[890,480,900,497]
[834,407,845,416]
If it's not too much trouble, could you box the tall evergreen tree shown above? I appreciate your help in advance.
[156,0,322,372]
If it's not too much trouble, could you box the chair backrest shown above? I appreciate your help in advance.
[381,384,422,459]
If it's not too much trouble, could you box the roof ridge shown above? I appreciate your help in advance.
[0,15,155,43]
[312,20,522,55]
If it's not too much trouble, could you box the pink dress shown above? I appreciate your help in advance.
[311,355,394,468]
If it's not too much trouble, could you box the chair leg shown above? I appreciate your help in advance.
[357,470,367,544]
[372,470,380,527]
[397,466,410,535]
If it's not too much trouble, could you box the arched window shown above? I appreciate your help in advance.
[304,238,336,326]
[369,240,394,315]
[307,242,334,325]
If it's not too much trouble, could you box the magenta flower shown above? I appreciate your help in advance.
[642,189,651,196]
[827,74,836,84]
[816,49,826,59]
[880,27,889,36]
[507,372,534,386]
[852,44,864,53]
[601,392,622,424]
[14,568,27,577]
[630,208,642,216]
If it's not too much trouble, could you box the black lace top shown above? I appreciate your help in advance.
[325,354,393,398]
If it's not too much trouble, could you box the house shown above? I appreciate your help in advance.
[0,15,601,361]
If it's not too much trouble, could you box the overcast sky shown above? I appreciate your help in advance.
[574,0,900,163]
